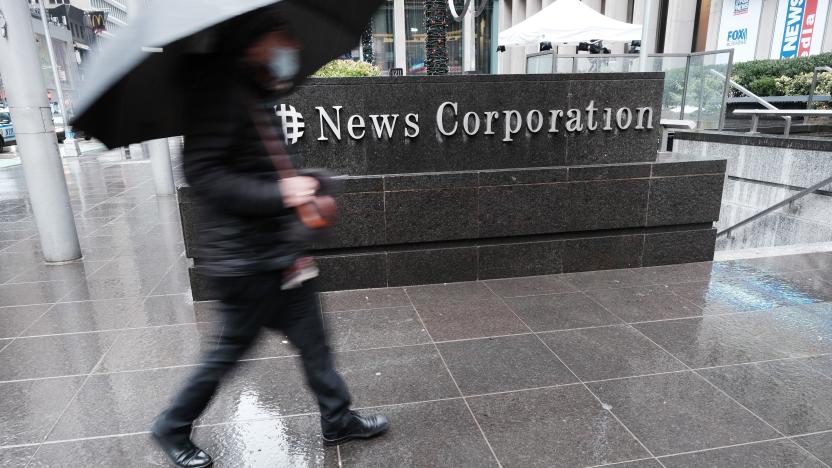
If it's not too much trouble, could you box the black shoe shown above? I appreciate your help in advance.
[151,427,213,468]
[322,411,390,446]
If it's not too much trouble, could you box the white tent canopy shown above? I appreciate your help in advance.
[499,0,643,47]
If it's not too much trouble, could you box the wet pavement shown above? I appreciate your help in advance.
[1,150,832,467]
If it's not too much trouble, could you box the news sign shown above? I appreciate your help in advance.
[770,0,829,59]
[718,0,763,62]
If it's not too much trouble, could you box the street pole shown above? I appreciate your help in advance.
[462,6,476,72]
[36,0,81,157]
[638,0,653,72]
[128,0,175,195]
[0,0,81,262]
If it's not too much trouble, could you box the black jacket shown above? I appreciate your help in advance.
[183,61,327,277]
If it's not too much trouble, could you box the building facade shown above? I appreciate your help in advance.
[70,0,128,37]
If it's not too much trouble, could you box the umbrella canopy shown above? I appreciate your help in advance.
[499,0,642,47]
[73,0,383,148]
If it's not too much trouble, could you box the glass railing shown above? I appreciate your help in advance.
[525,50,734,130]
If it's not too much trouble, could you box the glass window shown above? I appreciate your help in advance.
[371,0,395,72]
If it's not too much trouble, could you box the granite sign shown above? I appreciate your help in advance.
[282,74,664,175]
[278,101,655,144]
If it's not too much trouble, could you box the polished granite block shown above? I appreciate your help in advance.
[0,304,51,338]
[468,385,650,467]
[643,228,717,266]
[326,306,431,351]
[313,192,385,249]
[562,234,645,272]
[0,446,36,467]
[385,188,479,243]
[478,183,567,237]
[478,240,563,280]
[646,175,725,226]
[0,331,118,380]
[387,247,478,286]
[319,287,411,312]
[316,253,388,291]
[793,432,832,466]
[586,285,703,322]
[588,372,780,455]
[20,299,140,336]
[437,334,576,395]
[414,298,529,341]
[484,274,578,298]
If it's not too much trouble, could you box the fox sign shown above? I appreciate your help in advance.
[771,0,830,59]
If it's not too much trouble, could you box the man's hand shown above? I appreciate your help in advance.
[279,176,320,208]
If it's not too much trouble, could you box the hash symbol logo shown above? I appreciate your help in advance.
[274,104,305,145]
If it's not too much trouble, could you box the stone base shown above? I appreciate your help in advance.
[182,155,725,299]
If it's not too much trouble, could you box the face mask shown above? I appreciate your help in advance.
[268,46,301,83]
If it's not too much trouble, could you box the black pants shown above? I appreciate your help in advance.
[155,272,352,437]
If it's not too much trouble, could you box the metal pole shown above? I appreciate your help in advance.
[0,0,81,262]
[148,138,175,195]
[128,0,175,195]
[36,0,80,157]
[462,5,476,72]
[638,0,653,72]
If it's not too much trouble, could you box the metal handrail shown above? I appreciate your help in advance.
[805,66,832,123]
[718,174,832,238]
[709,69,792,135]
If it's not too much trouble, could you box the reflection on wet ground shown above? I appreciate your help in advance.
[1,151,831,467]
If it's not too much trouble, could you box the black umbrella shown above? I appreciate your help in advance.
[73,0,383,149]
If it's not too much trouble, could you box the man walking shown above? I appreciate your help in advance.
[150,14,389,468]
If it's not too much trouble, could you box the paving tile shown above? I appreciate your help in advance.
[588,371,779,455]
[0,376,86,445]
[337,345,459,408]
[0,304,50,338]
[415,298,529,341]
[803,355,832,379]
[660,439,826,468]
[0,445,37,466]
[133,294,201,327]
[793,431,832,466]
[20,299,141,336]
[319,288,410,312]
[97,323,296,373]
[9,261,107,284]
[634,316,789,368]
[32,416,339,468]
[326,306,430,352]
[437,334,576,395]
[698,359,832,435]
[562,269,652,291]
[718,305,832,357]
[87,258,172,283]
[504,292,624,332]
[0,331,118,380]
[670,280,782,314]
[0,338,10,353]
[763,270,832,302]
[541,325,686,381]
[404,281,493,305]
[340,399,496,468]
[635,262,717,286]
[150,265,192,296]
[0,281,77,307]
[60,277,157,302]
[468,385,650,467]
[483,275,579,298]
[737,253,832,274]
[586,285,703,322]
[598,460,663,468]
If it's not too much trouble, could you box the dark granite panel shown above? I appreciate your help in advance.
[385,189,479,243]
[479,167,568,186]
[651,158,727,177]
[189,267,217,302]
[332,175,384,193]
[563,235,645,272]
[568,164,652,181]
[316,253,388,291]
[673,130,832,152]
[313,192,385,249]
[479,184,567,237]
[565,179,650,231]
[179,201,198,260]
[384,172,478,191]
[647,175,725,226]
[387,247,477,286]
[478,241,563,280]
[565,79,663,166]
[643,229,716,267]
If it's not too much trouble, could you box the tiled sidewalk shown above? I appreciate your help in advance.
[1,152,832,467]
